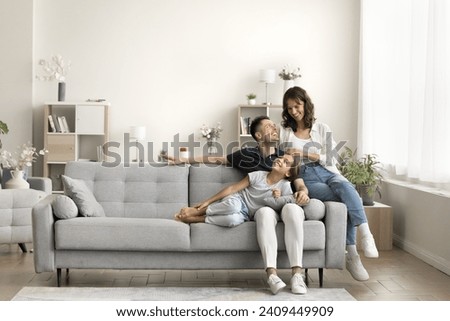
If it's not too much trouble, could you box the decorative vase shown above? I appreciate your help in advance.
[283,80,295,93]
[1,167,29,189]
[207,138,218,155]
[5,170,30,189]
[58,82,66,101]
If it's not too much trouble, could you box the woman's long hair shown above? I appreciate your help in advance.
[281,86,316,132]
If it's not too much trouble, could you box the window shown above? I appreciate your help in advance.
[359,0,450,189]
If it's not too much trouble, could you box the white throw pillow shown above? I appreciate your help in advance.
[53,195,78,219]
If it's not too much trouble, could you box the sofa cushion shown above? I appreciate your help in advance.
[55,217,190,251]
[62,175,105,217]
[190,220,325,251]
[52,195,78,219]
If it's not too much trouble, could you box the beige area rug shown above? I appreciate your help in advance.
[12,286,355,301]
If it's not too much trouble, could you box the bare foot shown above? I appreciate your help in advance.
[179,215,206,224]
[179,207,202,218]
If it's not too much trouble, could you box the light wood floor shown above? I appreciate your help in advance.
[1,244,449,301]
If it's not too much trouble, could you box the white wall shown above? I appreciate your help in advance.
[381,182,450,275]
[0,0,33,153]
[32,0,360,173]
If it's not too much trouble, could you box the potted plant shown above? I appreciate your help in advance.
[0,120,8,150]
[338,147,383,206]
[246,93,257,105]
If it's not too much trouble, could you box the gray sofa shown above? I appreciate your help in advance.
[32,161,347,287]
[0,173,51,253]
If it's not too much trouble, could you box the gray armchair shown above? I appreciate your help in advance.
[0,173,51,252]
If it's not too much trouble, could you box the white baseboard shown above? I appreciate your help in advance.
[393,234,450,276]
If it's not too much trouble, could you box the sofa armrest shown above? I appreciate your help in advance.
[324,201,347,269]
[32,194,58,273]
[28,177,52,194]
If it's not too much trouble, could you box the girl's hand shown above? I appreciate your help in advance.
[195,201,210,210]
[294,191,310,205]
[286,148,304,157]
[272,189,281,199]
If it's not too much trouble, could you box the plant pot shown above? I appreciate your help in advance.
[356,184,375,206]
[248,99,256,105]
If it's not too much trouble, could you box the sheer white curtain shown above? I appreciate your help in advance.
[359,0,450,186]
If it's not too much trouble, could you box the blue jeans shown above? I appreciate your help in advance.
[300,163,367,245]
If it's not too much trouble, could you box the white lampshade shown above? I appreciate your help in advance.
[130,126,146,140]
[259,69,276,84]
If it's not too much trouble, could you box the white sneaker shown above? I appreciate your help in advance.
[361,235,379,258]
[346,254,369,281]
[290,273,307,294]
[267,274,286,294]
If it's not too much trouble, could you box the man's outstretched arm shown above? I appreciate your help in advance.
[162,153,228,165]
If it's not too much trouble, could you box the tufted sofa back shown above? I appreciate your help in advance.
[64,162,189,219]
[0,189,46,244]
[188,164,245,206]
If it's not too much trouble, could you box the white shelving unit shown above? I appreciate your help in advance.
[43,101,110,193]
[237,104,282,147]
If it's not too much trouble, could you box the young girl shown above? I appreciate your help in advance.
[174,154,299,227]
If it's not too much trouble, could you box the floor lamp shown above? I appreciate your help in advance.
[259,69,276,105]
[130,126,146,162]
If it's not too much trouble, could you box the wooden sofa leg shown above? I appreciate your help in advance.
[319,268,324,287]
[57,268,61,287]
[18,243,28,253]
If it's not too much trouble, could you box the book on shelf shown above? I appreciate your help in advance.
[240,116,247,135]
[57,116,70,133]
[48,115,56,132]
[52,115,61,132]
[97,145,104,161]
[61,116,70,133]
[240,116,252,135]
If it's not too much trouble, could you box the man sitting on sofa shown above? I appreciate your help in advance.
[165,116,323,294]
[165,115,310,204]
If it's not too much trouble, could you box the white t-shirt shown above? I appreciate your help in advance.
[239,171,293,215]
[279,122,341,174]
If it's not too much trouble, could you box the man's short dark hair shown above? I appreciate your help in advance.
[250,115,270,140]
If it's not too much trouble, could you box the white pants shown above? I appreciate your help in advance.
[253,203,305,269]
[205,195,248,227]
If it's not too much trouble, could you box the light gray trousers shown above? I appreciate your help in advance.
[253,199,325,269]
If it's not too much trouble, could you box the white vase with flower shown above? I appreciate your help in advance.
[5,170,29,189]
[0,142,48,189]
[200,122,223,155]
[36,54,71,101]
[279,65,302,93]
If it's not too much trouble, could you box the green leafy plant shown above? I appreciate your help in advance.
[246,93,256,100]
[0,121,9,149]
[338,147,383,199]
